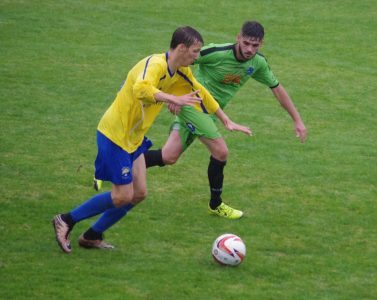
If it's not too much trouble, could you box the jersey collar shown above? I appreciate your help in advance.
[165,52,175,77]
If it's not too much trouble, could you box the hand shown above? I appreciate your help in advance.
[172,90,202,107]
[224,119,252,136]
[295,120,307,143]
[167,103,181,115]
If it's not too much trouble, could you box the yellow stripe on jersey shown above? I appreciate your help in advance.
[97,52,219,153]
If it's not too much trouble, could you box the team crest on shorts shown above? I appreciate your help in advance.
[121,167,130,178]
[186,122,196,132]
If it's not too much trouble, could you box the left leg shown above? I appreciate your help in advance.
[199,136,228,208]
[200,136,243,219]
[177,107,243,219]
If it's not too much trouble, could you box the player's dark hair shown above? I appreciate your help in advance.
[241,21,264,40]
[170,26,204,49]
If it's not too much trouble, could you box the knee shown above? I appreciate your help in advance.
[212,146,228,161]
[162,153,179,165]
[112,192,133,208]
[132,189,148,204]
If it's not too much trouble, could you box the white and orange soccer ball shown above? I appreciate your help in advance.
[212,233,246,266]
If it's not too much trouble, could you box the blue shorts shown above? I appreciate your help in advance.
[94,131,152,185]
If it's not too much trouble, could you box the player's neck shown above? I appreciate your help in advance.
[234,43,247,62]
[166,49,181,73]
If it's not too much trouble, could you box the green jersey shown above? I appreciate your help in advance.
[194,43,279,109]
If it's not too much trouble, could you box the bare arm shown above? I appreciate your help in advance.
[215,108,252,136]
[154,90,202,107]
[272,84,307,143]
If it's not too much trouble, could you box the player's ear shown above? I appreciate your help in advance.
[177,43,187,52]
[236,33,241,43]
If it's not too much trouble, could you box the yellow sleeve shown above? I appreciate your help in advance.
[194,79,219,114]
[191,73,220,114]
[184,68,219,114]
[132,58,165,104]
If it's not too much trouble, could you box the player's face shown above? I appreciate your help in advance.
[181,41,202,66]
[236,35,262,61]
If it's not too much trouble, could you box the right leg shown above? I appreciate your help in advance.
[162,129,184,165]
[144,129,183,168]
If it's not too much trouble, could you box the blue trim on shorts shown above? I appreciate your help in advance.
[94,131,152,185]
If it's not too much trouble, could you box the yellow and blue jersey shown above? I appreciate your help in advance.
[98,52,219,153]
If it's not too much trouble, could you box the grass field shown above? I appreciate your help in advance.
[1,0,376,299]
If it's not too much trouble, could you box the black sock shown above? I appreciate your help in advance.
[144,149,165,168]
[208,156,226,209]
[61,213,75,228]
[83,227,103,240]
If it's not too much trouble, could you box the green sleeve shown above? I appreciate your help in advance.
[252,55,279,88]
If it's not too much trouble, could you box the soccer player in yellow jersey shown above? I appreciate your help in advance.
[52,26,251,253]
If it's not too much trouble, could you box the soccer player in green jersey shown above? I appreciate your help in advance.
[96,21,307,220]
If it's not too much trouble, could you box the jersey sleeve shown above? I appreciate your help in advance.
[252,55,279,88]
[194,79,219,114]
[133,57,165,104]
[177,66,219,114]
[188,70,219,114]
[173,67,219,114]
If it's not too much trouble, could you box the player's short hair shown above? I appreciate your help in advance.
[241,21,264,40]
[170,26,204,49]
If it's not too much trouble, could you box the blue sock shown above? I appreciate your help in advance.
[70,192,115,223]
[91,203,134,233]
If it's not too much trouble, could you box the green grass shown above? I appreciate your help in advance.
[1,0,376,299]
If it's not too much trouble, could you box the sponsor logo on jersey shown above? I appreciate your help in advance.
[221,74,241,84]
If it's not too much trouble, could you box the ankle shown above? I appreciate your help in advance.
[61,213,75,228]
[209,198,222,209]
[83,228,103,240]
